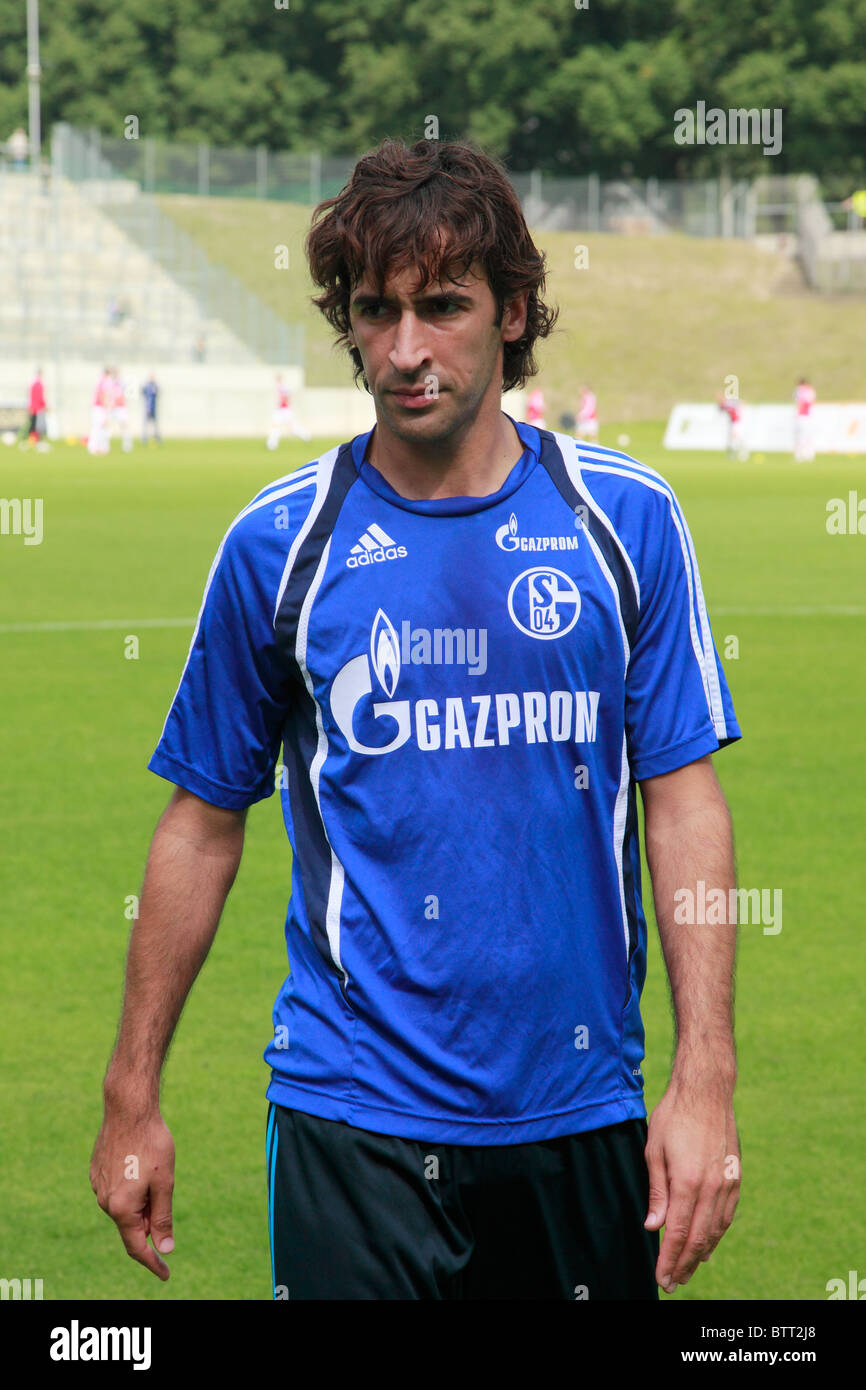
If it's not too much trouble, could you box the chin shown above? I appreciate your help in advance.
[380,393,465,440]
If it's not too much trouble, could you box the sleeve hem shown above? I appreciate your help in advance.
[147,749,275,810]
[631,726,742,782]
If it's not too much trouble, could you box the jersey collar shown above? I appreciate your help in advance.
[351,413,541,516]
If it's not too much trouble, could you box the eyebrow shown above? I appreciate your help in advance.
[350,289,476,309]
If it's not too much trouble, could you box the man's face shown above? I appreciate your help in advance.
[347,258,527,446]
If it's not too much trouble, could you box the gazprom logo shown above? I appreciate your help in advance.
[370,609,400,698]
[330,606,598,757]
[495,512,520,549]
[331,608,411,756]
[495,511,579,553]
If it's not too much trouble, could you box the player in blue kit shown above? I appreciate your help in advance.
[91,138,743,1300]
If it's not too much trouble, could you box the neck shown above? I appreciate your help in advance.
[365,399,525,501]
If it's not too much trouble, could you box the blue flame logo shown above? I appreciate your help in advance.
[370,609,401,698]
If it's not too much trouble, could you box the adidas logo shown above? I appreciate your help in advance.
[346,523,408,569]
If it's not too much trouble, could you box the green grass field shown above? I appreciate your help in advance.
[1,424,863,1301]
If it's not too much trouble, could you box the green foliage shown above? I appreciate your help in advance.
[0,0,864,184]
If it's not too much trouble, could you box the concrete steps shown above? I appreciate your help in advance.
[0,171,259,364]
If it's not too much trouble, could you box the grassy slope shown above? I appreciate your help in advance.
[0,430,863,1300]
[159,192,866,423]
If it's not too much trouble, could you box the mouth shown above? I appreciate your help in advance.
[389,387,441,408]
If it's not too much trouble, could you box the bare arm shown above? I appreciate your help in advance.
[639,754,740,1294]
[90,786,247,1280]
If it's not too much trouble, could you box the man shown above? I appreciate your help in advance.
[108,367,134,453]
[576,383,599,441]
[842,189,866,226]
[91,138,742,1301]
[141,374,161,445]
[27,368,47,445]
[266,372,310,448]
[87,367,111,455]
[717,389,749,461]
[6,126,28,170]
[526,386,546,430]
[793,376,816,463]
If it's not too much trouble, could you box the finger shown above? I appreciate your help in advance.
[700,1154,741,1262]
[146,1173,175,1256]
[656,1183,698,1293]
[671,1186,719,1284]
[698,1183,729,1262]
[720,1175,741,1234]
[643,1141,668,1231]
[110,1202,171,1281]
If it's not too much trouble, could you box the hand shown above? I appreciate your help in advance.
[90,1104,176,1281]
[643,1081,740,1294]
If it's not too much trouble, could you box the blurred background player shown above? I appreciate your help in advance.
[266,372,309,448]
[717,389,749,461]
[5,125,28,170]
[87,366,111,455]
[108,367,134,453]
[576,384,599,441]
[525,386,546,430]
[842,188,866,227]
[793,376,817,462]
[26,367,47,446]
[141,374,161,445]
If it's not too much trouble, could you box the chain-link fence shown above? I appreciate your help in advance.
[53,125,356,204]
[55,125,771,236]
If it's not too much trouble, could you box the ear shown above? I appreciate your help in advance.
[500,290,529,343]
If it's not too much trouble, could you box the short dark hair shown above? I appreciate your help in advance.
[305,138,557,393]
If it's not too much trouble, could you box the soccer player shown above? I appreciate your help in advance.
[91,138,743,1301]
[793,376,816,462]
[109,368,134,454]
[266,373,310,447]
[27,368,47,445]
[141,374,161,445]
[87,367,111,455]
[576,384,599,441]
[842,189,866,226]
[716,390,749,461]
[526,386,546,429]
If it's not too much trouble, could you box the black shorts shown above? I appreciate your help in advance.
[266,1103,659,1300]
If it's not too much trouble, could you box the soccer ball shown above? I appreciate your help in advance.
[1,431,16,446]
[617,433,630,447]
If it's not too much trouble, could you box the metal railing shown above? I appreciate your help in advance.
[53,125,771,237]
[52,124,354,204]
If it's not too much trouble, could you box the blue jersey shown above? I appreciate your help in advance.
[149,418,741,1144]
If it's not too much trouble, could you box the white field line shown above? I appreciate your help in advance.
[0,606,864,634]
[0,617,197,633]
[709,606,866,617]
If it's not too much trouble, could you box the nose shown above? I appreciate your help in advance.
[389,311,430,376]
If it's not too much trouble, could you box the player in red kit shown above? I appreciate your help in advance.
[526,387,545,429]
[109,368,134,454]
[27,369,47,445]
[88,368,111,455]
[717,391,749,462]
[576,385,599,442]
[793,378,816,463]
[266,374,310,449]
